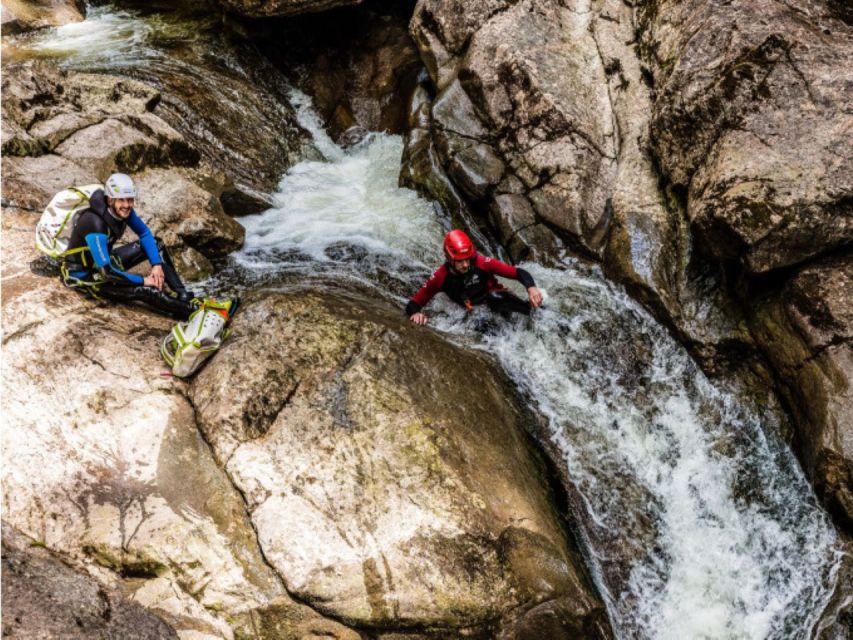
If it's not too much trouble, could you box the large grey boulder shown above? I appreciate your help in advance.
[190,291,612,638]
[638,0,853,274]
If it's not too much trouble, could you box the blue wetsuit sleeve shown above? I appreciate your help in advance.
[127,211,162,266]
[85,233,144,285]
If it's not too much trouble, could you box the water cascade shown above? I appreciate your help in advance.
[231,102,843,639]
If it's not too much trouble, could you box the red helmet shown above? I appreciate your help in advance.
[443,230,476,260]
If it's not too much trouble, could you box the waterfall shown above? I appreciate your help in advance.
[231,95,842,639]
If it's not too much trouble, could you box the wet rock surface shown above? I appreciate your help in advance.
[190,290,612,637]
[3,6,319,215]
[1,60,243,280]
[123,11,318,213]
[1,0,85,35]
[748,256,853,527]
[247,1,422,142]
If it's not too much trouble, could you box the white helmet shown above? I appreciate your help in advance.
[105,173,137,199]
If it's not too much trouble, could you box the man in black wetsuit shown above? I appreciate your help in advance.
[62,173,210,320]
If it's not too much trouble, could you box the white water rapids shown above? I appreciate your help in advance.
[12,9,843,639]
[232,95,843,639]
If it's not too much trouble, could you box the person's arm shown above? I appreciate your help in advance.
[406,266,446,325]
[126,211,162,266]
[480,256,543,308]
[85,233,144,285]
[126,210,165,288]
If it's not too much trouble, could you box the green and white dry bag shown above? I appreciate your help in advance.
[161,300,233,378]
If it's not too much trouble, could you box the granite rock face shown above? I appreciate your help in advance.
[190,291,612,638]
[409,0,615,261]
[638,0,853,274]
[406,0,758,368]
[1,0,85,35]
[1,60,244,280]
[748,256,853,526]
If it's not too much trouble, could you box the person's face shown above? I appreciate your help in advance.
[450,258,471,274]
[108,196,134,219]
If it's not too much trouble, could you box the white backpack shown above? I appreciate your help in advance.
[161,300,233,378]
[35,184,103,258]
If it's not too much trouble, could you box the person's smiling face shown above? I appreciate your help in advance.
[109,197,134,219]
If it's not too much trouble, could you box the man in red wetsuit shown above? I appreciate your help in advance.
[405,230,543,326]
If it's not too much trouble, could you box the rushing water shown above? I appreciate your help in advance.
[231,97,843,639]
[13,9,844,639]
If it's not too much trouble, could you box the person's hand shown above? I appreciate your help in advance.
[145,265,165,290]
[527,287,543,308]
[410,312,428,326]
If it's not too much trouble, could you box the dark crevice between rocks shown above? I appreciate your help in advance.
[232,0,421,142]
[736,242,853,302]
[826,0,853,25]
[588,12,622,159]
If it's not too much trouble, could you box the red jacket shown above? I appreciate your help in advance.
[407,255,535,314]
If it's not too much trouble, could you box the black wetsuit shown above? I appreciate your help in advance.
[63,189,196,320]
[406,255,535,318]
